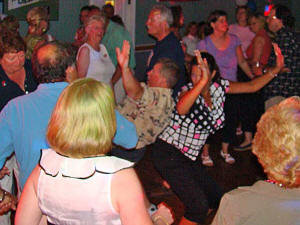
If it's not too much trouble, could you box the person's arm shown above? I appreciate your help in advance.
[236,45,254,79]
[113,110,138,149]
[0,106,17,171]
[110,65,122,87]
[248,36,265,76]
[176,50,209,115]
[116,40,144,101]
[111,168,153,225]
[229,43,284,94]
[15,166,43,225]
[76,46,90,78]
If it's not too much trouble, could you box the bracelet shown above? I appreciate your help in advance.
[152,215,169,225]
[269,70,278,78]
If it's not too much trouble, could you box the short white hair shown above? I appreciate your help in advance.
[151,4,173,27]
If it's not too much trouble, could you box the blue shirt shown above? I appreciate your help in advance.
[0,82,138,190]
[145,32,187,97]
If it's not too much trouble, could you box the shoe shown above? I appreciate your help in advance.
[148,203,158,216]
[220,151,235,164]
[201,154,214,166]
[234,143,252,151]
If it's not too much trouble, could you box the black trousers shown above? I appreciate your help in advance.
[222,93,240,144]
[152,139,223,223]
[238,67,264,133]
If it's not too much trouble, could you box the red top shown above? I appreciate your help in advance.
[246,29,272,67]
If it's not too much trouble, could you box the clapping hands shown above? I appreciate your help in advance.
[193,50,210,85]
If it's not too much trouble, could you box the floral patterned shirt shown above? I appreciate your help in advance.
[118,83,174,149]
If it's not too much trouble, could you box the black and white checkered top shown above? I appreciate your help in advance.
[159,79,229,161]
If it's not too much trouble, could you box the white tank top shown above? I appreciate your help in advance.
[77,43,125,104]
[77,43,115,84]
[38,149,134,225]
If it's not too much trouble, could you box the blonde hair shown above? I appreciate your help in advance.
[47,78,116,158]
[249,13,266,30]
[84,14,106,28]
[253,96,300,188]
[26,6,49,25]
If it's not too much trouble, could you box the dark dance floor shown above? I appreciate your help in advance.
[135,132,266,225]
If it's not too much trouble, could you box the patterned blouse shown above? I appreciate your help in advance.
[263,27,300,100]
[118,83,174,149]
[159,79,229,161]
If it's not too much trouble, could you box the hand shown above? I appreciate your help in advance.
[0,190,17,215]
[194,50,209,84]
[0,167,10,179]
[152,202,174,225]
[116,40,130,70]
[273,43,284,73]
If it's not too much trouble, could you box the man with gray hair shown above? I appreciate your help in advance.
[144,4,186,97]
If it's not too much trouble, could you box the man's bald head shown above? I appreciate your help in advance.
[32,41,76,83]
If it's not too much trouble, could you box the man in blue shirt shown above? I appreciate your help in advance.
[0,41,138,197]
[144,4,186,97]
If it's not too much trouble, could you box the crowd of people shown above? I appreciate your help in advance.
[0,2,299,225]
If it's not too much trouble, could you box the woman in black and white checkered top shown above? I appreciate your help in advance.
[151,46,283,225]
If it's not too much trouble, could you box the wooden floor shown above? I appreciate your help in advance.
[135,132,266,225]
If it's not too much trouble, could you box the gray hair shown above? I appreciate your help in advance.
[157,58,179,88]
[84,14,106,28]
[151,5,173,27]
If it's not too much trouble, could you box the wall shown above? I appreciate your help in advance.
[19,0,89,42]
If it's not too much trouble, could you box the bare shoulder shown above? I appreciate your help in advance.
[29,166,41,194]
[78,46,90,57]
[112,168,139,186]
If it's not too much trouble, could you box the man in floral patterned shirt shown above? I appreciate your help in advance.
[116,41,179,153]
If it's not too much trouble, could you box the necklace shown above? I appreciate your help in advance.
[265,179,284,188]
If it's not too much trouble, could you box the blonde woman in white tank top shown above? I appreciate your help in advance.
[76,14,125,103]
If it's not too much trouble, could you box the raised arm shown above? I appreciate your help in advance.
[229,43,284,94]
[76,46,90,78]
[116,40,143,101]
[176,50,209,115]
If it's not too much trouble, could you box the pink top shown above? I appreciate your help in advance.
[246,29,272,67]
[229,24,255,57]
[38,149,134,225]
